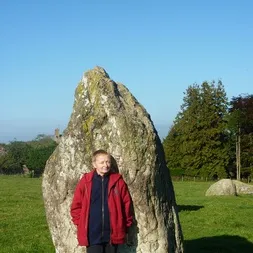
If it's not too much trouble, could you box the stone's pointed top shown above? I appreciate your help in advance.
[88,66,110,79]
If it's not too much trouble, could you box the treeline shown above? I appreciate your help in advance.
[0,134,57,176]
[1,81,252,180]
[163,81,253,180]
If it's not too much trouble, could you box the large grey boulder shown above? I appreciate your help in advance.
[42,66,184,253]
[205,179,236,196]
[233,180,253,195]
[206,179,253,196]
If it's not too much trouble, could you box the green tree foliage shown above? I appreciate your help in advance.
[163,81,229,178]
[28,134,57,148]
[4,141,32,174]
[0,152,16,174]
[229,94,253,134]
[0,135,57,175]
[26,143,57,175]
[228,94,253,178]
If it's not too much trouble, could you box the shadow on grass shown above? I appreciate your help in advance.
[185,235,253,253]
[178,205,204,212]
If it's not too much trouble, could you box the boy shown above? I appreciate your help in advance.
[70,150,133,253]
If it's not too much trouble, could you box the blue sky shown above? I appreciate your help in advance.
[1,0,252,143]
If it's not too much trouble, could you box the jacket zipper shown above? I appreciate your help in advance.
[101,177,104,240]
[108,187,112,244]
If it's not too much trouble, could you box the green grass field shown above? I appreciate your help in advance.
[174,181,253,253]
[0,176,54,253]
[1,176,253,253]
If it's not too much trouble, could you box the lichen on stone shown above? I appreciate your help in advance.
[75,82,84,96]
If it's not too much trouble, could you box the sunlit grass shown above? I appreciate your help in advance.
[174,181,253,253]
[0,175,54,253]
[1,176,253,253]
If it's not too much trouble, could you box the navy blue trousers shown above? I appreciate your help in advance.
[86,243,118,253]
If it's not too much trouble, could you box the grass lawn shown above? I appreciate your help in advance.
[1,176,253,253]
[0,175,54,253]
[174,181,253,253]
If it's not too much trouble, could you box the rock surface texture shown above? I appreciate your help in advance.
[233,180,253,195]
[42,67,184,253]
[206,179,253,196]
[205,179,236,196]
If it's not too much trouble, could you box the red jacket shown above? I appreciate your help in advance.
[70,170,133,246]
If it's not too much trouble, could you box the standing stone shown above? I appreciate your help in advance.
[42,66,184,253]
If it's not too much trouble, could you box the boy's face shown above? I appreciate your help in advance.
[93,154,111,176]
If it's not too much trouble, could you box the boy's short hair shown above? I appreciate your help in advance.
[92,149,110,162]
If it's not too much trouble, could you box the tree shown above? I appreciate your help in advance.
[0,153,15,174]
[4,141,32,174]
[228,94,253,179]
[28,134,56,148]
[0,135,58,175]
[163,80,229,178]
[26,143,57,175]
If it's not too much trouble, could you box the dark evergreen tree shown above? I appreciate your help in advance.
[163,80,229,178]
